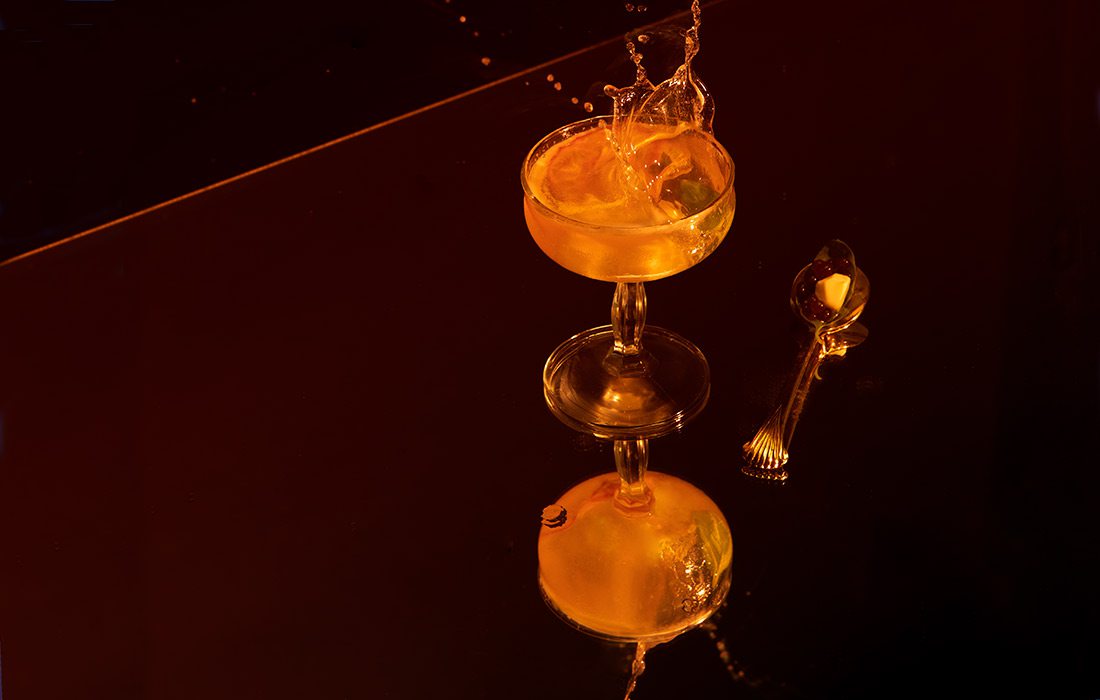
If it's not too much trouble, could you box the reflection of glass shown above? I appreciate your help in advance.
[521,117,735,438]
[538,438,732,644]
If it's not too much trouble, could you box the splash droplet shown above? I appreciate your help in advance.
[570,97,579,104]
[546,73,555,82]
[637,34,650,43]
[604,0,715,140]
[480,56,491,66]
[472,30,480,37]
[458,15,467,23]
[637,4,648,11]
[625,2,635,10]
[553,82,562,91]
[583,101,594,112]
[702,620,744,682]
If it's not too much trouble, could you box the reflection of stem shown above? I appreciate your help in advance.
[622,642,649,700]
[612,282,646,356]
[614,438,652,508]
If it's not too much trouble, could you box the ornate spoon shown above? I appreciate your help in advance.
[742,240,870,482]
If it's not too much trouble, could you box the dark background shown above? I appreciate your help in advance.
[0,0,1098,697]
[2,0,697,260]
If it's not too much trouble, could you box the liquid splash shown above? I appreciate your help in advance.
[700,619,774,690]
[623,642,649,700]
[604,0,713,145]
[598,0,717,220]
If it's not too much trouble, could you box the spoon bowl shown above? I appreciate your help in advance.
[790,240,869,328]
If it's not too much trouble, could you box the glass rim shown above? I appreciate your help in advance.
[520,115,735,232]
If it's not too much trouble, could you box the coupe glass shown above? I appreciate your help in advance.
[521,116,735,438]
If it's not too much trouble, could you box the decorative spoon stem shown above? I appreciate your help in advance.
[780,333,831,449]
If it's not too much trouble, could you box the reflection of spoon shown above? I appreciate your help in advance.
[742,240,870,481]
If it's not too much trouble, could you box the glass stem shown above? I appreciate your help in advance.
[614,438,652,509]
[611,282,646,356]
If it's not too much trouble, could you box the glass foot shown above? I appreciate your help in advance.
[543,325,710,439]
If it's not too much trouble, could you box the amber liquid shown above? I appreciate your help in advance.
[524,120,734,282]
[538,471,733,642]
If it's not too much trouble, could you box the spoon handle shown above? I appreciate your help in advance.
[741,336,827,480]
[743,320,874,480]
[778,334,830,451]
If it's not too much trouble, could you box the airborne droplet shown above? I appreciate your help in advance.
[480,56,491,66]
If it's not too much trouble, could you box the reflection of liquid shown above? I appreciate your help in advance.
[623,642,649,700]
[538,471,732,643]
